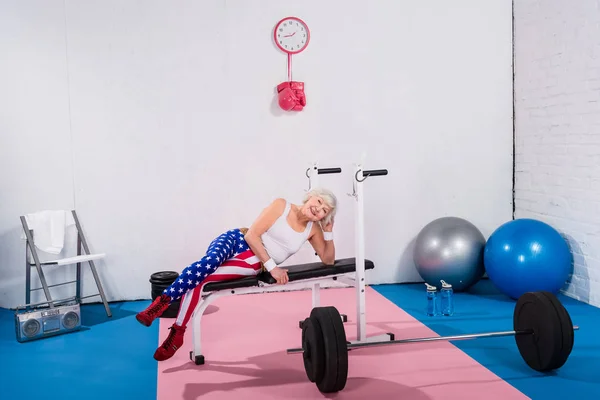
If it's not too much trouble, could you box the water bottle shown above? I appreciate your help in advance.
[440,280,454,316]
[425,283,438,316]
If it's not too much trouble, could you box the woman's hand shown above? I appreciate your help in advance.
[321,218,334,233]
[270,266,289,284]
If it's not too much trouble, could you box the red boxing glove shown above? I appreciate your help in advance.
[277,81,306,112]
[290,81,306,109]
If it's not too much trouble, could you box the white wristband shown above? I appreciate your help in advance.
[264,258,277,272]
[323,231,333,241]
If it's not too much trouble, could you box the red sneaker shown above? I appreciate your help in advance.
[136,294,172,327]
[154,324,186,361]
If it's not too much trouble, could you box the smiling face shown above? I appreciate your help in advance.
[301,188,338,226]
[301,195,332,222]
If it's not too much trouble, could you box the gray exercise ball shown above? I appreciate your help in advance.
[413,216,486,292]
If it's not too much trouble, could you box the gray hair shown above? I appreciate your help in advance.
[303,187,338,226]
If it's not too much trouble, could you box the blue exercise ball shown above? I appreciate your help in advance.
[484,218,573,299]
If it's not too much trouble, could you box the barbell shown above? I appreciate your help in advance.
[287,290,578,394]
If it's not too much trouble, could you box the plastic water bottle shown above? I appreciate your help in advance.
[425,283,439,316]
[440,280,454,316]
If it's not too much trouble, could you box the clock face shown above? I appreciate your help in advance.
[274,17,310,54]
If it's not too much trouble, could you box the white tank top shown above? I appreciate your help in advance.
[261,201,313,265]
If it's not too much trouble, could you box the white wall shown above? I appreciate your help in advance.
[0,0,513,309]
[0,1,76,308]
[514,0,600,306]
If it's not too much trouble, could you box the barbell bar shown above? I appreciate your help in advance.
[288,290,579,394]
[287,324,579,354]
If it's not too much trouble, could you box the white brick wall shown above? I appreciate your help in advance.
[514,0,600,306]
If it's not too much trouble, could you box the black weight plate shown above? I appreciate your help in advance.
[301,317,325,383]
[310,306,349,393]
[513,291,566,371]
[539,291,575,370]
[326,306,349,391]
[149,271,180,284]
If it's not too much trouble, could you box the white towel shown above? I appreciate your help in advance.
[21,210,75,254]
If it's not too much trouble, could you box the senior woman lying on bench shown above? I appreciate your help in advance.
[136,188,338,361]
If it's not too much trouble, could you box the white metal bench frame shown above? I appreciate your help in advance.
[189,160,391,364]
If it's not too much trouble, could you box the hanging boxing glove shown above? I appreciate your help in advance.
[277,82,300,111]
[289,81,306,110]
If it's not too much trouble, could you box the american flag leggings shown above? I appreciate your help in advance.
[162,228,263,327]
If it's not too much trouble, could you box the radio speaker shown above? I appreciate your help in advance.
[15,302,82,343]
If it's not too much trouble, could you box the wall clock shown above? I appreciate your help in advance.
[273,16,310,112]
[273,16,311,55]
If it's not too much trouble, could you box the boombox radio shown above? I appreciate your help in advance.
[15,302,82,343]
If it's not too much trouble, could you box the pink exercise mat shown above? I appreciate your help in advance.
[157,287,528,399]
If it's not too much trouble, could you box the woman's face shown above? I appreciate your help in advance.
[302,195,331,222]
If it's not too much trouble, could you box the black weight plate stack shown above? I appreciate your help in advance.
[308,306,349,393]
[301,317,325,383]
[149,271,181,318]
[539,291,575,369]
[513,291,573,372]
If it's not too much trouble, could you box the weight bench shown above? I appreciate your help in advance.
[189,257,376,365]
[189,160,393,365]
[203,257,371,292]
